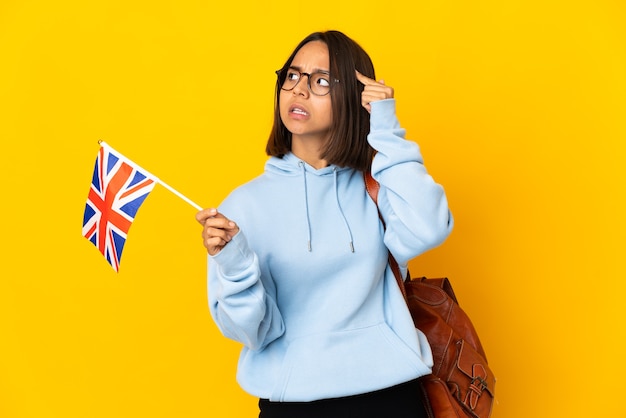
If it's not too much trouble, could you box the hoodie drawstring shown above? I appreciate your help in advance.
[298,160,355,253]
[334,168,355,253]
[299,161,313,252]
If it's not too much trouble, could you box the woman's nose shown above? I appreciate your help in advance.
[292,75,310,97]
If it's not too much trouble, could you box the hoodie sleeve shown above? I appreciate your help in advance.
[367,99,453,266]
[208,229,285,351]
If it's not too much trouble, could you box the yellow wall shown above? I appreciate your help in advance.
[1,1,625,417]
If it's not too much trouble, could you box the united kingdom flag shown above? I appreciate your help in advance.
[82,142,157,271]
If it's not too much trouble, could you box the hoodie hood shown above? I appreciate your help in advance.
[266,153,355,253]
[265,152,348,177]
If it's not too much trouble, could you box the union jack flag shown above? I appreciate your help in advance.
[82,142,157,271]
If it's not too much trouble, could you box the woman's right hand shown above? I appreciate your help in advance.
[356,70,394,114]
[195,208,240,256]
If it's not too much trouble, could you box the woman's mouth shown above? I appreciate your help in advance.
[289,105,309,117]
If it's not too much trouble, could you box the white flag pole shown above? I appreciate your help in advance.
[98,140,203,211]
[154,179,203,211]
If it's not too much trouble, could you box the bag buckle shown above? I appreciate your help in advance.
[466,368,489,410]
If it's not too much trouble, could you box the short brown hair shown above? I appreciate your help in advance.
[266,31,376,172]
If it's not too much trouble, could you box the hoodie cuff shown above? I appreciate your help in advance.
[210,230,255,278]
[369,99,400,132]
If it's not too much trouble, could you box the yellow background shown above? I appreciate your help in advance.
[1,1,625,417]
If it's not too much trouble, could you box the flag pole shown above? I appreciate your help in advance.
[98,140,203,211]
[155,180,203,211]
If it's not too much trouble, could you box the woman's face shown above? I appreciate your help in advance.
[279,40,333,145]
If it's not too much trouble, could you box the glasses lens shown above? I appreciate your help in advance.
[281,69,300,91]
[309,72,331,95]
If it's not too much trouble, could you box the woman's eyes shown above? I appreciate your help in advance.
[315,76,330,87]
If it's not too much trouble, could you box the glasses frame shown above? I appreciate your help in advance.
[275,68,340,96]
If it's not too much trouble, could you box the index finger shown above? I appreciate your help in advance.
[195,208,218,224]
[355,70,379,86]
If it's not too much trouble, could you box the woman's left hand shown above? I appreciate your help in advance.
[356,70,394,114]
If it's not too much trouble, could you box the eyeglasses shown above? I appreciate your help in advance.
[276,67,339,96]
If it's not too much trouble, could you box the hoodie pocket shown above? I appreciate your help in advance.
[269,322,432,402]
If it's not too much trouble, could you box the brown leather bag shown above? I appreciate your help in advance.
[365,173,495,418]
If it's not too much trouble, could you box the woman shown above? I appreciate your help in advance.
[196,30,453,418]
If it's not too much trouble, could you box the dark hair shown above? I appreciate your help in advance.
[266,30,376,172]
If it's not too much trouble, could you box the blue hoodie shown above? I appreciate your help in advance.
[207,99,453,402]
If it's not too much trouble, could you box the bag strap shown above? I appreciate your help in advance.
[364,171,408,301]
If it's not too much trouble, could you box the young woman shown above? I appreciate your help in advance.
[196,30,453,418]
